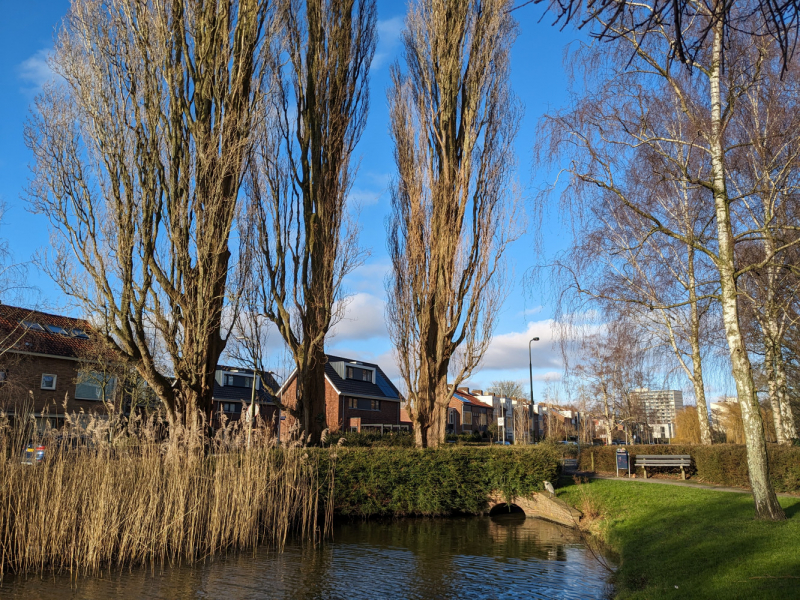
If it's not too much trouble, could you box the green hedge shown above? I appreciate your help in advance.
[317,445,560,517]
[579,444,800,492]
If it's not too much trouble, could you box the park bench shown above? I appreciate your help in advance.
[635,454,693,480]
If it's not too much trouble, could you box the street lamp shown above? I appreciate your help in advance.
[528,336,539,443]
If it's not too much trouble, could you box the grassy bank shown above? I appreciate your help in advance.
[558,478,800,599]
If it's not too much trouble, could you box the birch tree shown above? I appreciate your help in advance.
[540,1,794,519]
[386,0,521,448]
[246,0,375,442]
[26,0,274,432]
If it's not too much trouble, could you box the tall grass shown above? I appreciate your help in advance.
[0,406,332,577]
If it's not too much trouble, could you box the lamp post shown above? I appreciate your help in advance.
[528,336,539,443]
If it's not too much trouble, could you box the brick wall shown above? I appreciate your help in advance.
[279,376,401,440]
[0,352,117,417]
[342,398,400,427]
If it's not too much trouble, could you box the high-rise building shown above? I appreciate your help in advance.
[631,389,684,441]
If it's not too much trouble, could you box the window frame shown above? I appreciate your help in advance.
[41,374,57,390]
[347,397,380,411]
[463,409,472,426]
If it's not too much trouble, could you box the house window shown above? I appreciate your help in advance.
[480,412,487,426]
[448,408,455,424]
[222,402,241,414]
[463,410,472,426]
[345,366,373,383]
[347,397,379,411]
[75,372,116,401]
[41,374,57,390]
[225,374,253,388]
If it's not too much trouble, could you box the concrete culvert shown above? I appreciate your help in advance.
[488,503,526,517]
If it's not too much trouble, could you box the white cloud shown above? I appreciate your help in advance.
[478,320,562,371]
[18,49,59,95]
[328,292,388,343]
[373,16,404,70]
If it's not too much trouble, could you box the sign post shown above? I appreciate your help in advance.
[616,447,630,478]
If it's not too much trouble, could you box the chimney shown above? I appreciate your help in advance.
[457,387,470,393]
[472,389,483,396]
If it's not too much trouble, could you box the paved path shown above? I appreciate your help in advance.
[565,471,799,498]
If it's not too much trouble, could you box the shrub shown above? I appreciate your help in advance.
[327,430,414,448]
[318,445,561,518]
[578,444,800,492]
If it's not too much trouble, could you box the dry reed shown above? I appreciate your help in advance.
[0,405,333,577]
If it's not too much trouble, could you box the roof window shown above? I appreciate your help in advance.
[20,320,44,332]
[45,324,70,335]
[71,329,89,339]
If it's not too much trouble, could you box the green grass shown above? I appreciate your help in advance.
[557,478,800,600]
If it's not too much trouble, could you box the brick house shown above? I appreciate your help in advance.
[446,387,494,436]
[277,354,404,438]
[211,365,279,431]
[0,304,121,429]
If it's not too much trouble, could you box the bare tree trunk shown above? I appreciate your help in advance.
[775,346,798,440]
[708,21,784,520]
[687,245,713,445]
[764,338,787,444]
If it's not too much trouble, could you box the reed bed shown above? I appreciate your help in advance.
[0,408,332,577]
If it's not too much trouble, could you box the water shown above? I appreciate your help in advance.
[2,516,613,599]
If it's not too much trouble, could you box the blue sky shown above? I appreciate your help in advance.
[0,0,588,399]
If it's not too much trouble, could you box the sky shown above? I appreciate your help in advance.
[0,0,592,400]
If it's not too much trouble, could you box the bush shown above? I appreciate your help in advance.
[317,445,561,517]
[578,444,800,492]
[327,430,415,448]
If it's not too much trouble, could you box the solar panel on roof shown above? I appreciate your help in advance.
[375,372,398,398]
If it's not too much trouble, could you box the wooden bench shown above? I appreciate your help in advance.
[635,455,692,480]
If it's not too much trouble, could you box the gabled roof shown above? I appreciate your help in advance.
[453,390,493,410]
[213,365,277,404]
[277,354,401,402]
[0,304,96,359]
[324,354,401,401]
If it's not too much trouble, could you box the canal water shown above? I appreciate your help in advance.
[2,515,613,599]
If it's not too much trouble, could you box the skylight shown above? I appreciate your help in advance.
[72,329,90,339]
[45,324,70,335]
[20,320,44,332]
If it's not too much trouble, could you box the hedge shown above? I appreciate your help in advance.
[316,445,561,518]
[579,444,800,492]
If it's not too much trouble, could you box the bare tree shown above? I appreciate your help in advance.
[487,380,525,398]
[386,0,521,448]
[540,2,794,519]
[26,0,275,434]
[246,0,375,442]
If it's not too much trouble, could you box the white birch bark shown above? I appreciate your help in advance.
[708,20,785,520]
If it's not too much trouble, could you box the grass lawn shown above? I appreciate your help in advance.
[556,478,800,600]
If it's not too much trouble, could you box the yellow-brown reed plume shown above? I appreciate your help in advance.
[0,405,333,576]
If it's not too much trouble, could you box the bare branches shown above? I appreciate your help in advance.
[25,0,276,429]
[246,0,376,442]
[386,0,522,448]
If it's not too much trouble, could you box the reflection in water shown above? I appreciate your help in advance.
[3,517,612,599]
